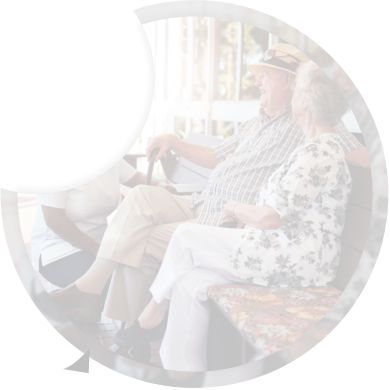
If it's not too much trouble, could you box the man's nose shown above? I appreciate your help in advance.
[255,76,262,87]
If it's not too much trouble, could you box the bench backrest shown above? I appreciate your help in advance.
[161,132,224,184]
[333,166,372,290]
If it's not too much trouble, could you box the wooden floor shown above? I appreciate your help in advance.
[17,193,163,367]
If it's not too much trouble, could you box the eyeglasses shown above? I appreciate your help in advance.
[263,49,301,64]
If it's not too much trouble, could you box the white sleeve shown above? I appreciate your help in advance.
[36,191,69,209]
[119,159,137,184]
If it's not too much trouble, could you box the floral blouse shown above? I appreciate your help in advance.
[226,133,352,288]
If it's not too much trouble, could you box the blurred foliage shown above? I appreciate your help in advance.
[241,25,268,100]
[279,23,299,48]
[177,17,188,100]
[193,17,208,100]
[217,20,237,100]
[214,120,235,138]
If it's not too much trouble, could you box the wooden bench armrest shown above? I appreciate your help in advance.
[120,179,205,196]
[174,183,207,195]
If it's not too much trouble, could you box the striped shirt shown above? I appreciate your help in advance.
[191,103,361,227]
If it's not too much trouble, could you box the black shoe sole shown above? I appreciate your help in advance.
[114,334,164,348]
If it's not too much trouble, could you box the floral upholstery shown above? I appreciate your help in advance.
[208,283,341,359]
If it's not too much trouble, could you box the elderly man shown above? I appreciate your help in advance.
[51,44,369,341]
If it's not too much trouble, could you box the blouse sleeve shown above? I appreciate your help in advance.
[119,159,137,184]
[36,191,69,209]
[264,151,337,220]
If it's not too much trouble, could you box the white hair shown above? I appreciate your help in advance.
[295,61,350,126]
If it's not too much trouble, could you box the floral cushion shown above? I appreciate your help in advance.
[208,283,341,359]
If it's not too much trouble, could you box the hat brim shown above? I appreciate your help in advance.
[247,63,298,77]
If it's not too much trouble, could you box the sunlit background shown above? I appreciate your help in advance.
[130,17,361,163]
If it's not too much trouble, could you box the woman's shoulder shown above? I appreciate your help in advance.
[298,134,343,160]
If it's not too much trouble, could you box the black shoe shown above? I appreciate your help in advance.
[114,318,167,347]
[127,342,152,364]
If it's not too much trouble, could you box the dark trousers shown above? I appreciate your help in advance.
[39,251,110,303]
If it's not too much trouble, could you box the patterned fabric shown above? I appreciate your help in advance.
[192,104,361,227]
[227,134,352,287]
[208,283,341,359]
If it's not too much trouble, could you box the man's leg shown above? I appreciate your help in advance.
[49,187,201,322]
[74,186,198,295]
[103,222,183,324]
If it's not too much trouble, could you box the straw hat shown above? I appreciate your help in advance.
[247,43,310,76]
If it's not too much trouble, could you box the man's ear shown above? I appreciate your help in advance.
[283,73,295,91]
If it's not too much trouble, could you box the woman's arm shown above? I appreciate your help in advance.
[122,171,177,194]
[41,206,100,256]
[222,201,286,230]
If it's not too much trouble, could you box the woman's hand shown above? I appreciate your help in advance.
[221,201,239,220]
[221,201,245,229]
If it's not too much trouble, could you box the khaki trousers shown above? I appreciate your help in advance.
[98,185,202,324]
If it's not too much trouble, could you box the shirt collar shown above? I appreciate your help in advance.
[259,102,292,118]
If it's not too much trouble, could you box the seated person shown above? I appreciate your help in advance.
[48,44,367,327]
[114,61,353,371]
[31,159,175,290]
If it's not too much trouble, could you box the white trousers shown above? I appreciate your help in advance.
[149,223,245,372]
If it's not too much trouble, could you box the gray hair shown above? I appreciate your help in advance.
[295,61,350,126]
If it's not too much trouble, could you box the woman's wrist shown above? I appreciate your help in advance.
[231,202,240,220]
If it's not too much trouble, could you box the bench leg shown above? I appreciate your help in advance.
[207,301,244,370]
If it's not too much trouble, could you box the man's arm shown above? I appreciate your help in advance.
[334,121,370,168]
[146,134,220,169]
[345,146,370,168]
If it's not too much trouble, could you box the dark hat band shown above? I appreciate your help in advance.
[263,56,300,73]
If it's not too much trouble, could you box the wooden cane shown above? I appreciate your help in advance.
[145,146,173,186]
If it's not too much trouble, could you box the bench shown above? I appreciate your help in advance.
[124,131,370,369]
[207,165,372,368]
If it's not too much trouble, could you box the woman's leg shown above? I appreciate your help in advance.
[151,225,244,371]
[150,223,243,304]
[160,267,232,372]
[113,223,243,345]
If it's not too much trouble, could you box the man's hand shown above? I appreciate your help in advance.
[156,179,177,195]
[146,134,176,162]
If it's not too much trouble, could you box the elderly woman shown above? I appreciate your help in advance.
[114,61,353,371]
